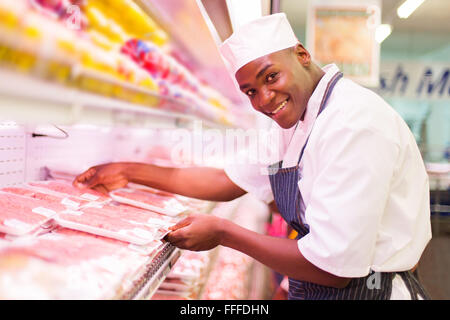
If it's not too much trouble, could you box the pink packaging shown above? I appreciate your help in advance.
[110,187,188,217]
[54,205,172,245]
[27,180,111,204]
[0,191,61,236]
[1,185,89,210]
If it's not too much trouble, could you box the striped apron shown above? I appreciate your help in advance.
[268,72,430,300]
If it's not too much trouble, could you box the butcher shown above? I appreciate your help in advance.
[74,13,431,300]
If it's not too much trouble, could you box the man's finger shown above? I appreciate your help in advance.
[104,178,128,192]
[83,172,106,189]
[73,167,97,187]
[92,184,109,195]
[169,217,192,231]
[165,228,187,243]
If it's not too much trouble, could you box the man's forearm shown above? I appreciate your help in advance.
[123,162,246,201]
[220,218,350,288]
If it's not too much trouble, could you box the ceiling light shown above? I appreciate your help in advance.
[375,24,392,43]
[397,0,426,19]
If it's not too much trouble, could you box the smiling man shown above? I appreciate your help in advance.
[74,13,432,300]
[167,13,432,300]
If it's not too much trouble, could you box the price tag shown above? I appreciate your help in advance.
[32,207,57,217]
[80,193,99,201]
[61,197,80,208]
[3,219,31,230]
[61,209,84,216]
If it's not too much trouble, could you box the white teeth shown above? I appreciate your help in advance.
[271,100,288,115]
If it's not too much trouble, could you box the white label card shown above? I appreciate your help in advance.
[80,193,99,201]
[61,198,80,208]
[32,207,57,217]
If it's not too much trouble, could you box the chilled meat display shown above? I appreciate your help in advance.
[0,175,263,299]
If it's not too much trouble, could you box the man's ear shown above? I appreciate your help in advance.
[294,43,311,66]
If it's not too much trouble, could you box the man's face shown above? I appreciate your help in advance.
[235,45,315,129]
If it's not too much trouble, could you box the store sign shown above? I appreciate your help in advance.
[307,0,381,87]
[377,62,450,101]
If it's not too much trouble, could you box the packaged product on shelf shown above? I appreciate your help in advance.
[55,205,169,245]
[171,251,210,280]
[126,183,190,203]
[0,0,25,30]
[85,0,168,47]
[110,187,188,217]
[0,191,62,236]
[0,226,153,299]
[120,39,224,117]
[121,39,175,84]
[85,2,129,46]
[0,232,9,245]
[94,201,178,228]
[27,179,111,203]
[155,250,211,300]
[29,0,88,30]
[1,186,90,210]
[201,246,253,300]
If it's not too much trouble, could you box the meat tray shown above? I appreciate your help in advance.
[110,188,188,217]
[0,191,61,236]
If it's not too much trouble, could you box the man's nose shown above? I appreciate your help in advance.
[258,87,275,110]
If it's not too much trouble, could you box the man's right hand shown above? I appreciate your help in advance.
[73,163,129,195]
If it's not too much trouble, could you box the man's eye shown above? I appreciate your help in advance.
[266,73,278,82]
[246,89,255,97]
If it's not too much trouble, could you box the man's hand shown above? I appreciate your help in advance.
[73,163,129,195]
[165,214,224,251]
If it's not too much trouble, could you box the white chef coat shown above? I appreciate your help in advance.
[224,64,432,299]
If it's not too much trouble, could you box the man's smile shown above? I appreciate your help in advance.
[266,98,289,116]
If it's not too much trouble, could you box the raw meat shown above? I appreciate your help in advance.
[113,189,175,206]
[202,246,252,300]
[0,228,127,265]
[156,250,211,299]
[101,203,178,225]
[0,227,159,299]
[133,186,209,211]
[0,192,63,235]
[111,188,187,216]
[28,180,110,202]
[56,206,170,244]
[1,186,89,208]
[134,186,177,198]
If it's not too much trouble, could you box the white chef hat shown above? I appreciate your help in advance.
[220,13,299,76]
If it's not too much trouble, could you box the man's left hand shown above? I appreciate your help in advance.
[165,214,224,251]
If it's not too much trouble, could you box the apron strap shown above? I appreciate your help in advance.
[296,72,343,166]
[398,271,431,300]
